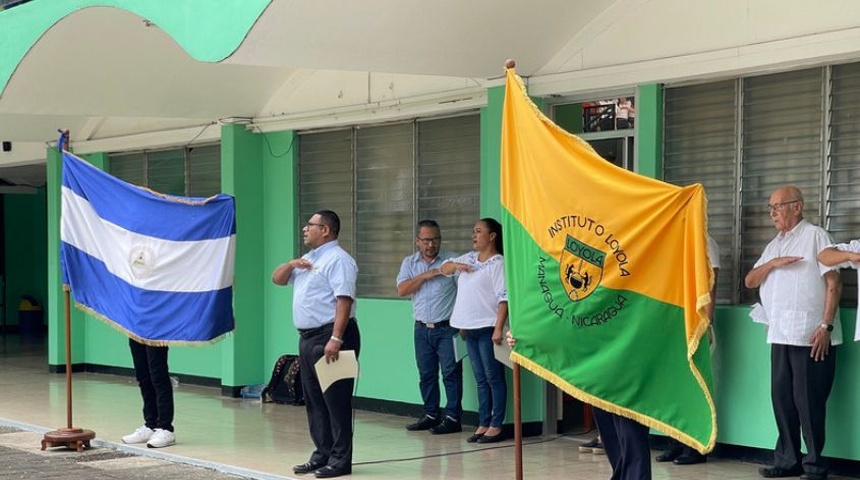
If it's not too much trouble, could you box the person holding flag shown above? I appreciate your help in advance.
[58,132,236,450]
[508,330,651,479]
[122,339,175,448]
[657,234,721,465]
[499,61,715,480]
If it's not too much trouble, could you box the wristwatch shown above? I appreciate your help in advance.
[820,323,834,332]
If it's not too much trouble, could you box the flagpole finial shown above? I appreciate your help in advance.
[57,129,70,152]
[505,59,516,69]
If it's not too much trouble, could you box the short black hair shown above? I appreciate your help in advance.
[315,210,341,237]
[416,219,440,235]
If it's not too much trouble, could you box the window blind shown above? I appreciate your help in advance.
[664,80,738,302]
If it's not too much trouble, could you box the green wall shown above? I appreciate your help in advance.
[4,188,47,329]
[260,129,299,374]
[709,307,860,459]
[220,124,265,388]
[636,84,663,178]
[480,85,505,220]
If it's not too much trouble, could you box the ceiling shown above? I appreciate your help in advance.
[0,0,621,187]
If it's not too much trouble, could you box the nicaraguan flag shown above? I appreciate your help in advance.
[60,150,236,345]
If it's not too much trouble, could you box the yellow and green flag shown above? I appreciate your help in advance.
[501,68,716,452]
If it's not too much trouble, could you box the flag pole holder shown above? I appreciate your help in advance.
[41,288,95,451]
[42,133,96,452]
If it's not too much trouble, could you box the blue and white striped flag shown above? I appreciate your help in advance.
[60,151,236,345]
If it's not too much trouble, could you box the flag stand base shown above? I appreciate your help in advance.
[41,427,96,452]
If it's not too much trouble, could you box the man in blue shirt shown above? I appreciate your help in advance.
[396,220,462,435]
[272,210,359,479]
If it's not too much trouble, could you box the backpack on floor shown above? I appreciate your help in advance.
[261,354,304,405]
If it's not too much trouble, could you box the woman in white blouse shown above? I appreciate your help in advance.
[441,218,508,444]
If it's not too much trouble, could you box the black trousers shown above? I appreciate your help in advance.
[129,338,174,432]
[594,407,651,480]
[771,344,836,477]
[298,318,361,470]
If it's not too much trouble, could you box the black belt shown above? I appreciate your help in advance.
[298,318,356,339]
[415,320,450,329]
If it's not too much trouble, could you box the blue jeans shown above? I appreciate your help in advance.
[465,327,507,428]
[414,323,462,420]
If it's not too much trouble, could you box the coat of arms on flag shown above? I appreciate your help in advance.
[560,234,605,302]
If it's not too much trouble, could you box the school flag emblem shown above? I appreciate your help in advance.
[560,235,604,301]
[501,69,716,452]
[60,149,236,345]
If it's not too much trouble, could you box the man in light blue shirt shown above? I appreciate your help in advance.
[396,220,461,435]
[272,210,359,479]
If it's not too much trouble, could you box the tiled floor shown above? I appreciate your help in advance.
[0,333,840,479]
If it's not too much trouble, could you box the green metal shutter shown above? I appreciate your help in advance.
[187,144,221,197]
[297,129,356,258]
[740,68,825,302]
[355,122,415,298]
[417,114,481,257]
[664,80,737,302]
[147,149,186,196]
[296,113,481,299]
[828,63,860,303]
[108,152,146,186]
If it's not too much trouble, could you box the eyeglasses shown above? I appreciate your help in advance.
[305,222,326,229]
[417,237,441,245]
[766,200,799,213]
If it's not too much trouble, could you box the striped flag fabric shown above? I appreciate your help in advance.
[60,150,236,345]
[501,69,716,452]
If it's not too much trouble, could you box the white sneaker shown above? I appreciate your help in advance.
[146,428,176,448]
[122,425,154,444]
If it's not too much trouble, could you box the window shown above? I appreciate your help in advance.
[664,62,860,305]
[297,129,355,265]
[297,113,480,298]
[664,80,738,303]
[739,69,824,304]
[108,144,222,198]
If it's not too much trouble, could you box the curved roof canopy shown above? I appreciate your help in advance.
[0,0,614,178]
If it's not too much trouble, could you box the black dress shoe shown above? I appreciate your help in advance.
[314,465,351,478]
[801,473,828,480]
[655,446,683,462]
[758,466,804,478]
[430,417,462,434]
[673,452,707,465]
[466,433,484,443]
[406,415,440,431]
[293,460,325,474]
[476,432,505,443]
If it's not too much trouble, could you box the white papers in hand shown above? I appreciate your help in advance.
[493,326,513,369]
[749,302,769,325]
[314,350,358,393]
[453,334,468,361]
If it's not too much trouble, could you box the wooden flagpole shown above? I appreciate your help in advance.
[513,363,523,480]
[41,130,95,452]
[503,58,524,480]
